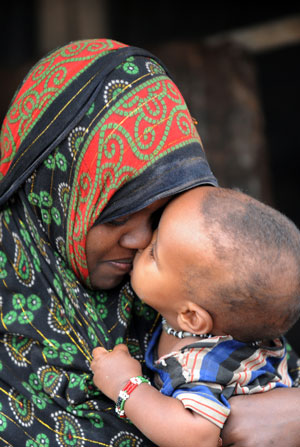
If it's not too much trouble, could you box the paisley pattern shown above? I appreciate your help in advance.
[13,232,35,287]
[0,39,218,445]
[51,411,85,447]
[8,388,35,427]
[109,431,143,447]
[4,333,36,367]
[0,39,127,178]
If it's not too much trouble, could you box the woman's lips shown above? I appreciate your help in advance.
[105,259,133,273]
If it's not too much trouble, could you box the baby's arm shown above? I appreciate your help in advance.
[91,344,221,447]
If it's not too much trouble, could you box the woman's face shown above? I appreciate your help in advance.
[86,198,170,290]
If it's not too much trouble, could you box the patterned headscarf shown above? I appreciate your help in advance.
[0,39,217,446]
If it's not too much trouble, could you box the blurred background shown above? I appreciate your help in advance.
[1,1,300,351]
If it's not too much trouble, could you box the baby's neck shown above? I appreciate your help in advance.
[157,328,275,358]
[157,329,198,358]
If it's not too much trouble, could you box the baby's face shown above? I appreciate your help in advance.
[130,187,214,327]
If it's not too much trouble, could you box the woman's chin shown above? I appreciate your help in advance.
[90,273,128,290]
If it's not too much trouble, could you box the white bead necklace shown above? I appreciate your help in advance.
[161,318,213,339]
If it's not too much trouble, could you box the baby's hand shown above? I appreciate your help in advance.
[91,344,143,402]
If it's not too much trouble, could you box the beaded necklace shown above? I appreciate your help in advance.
[162,317,262,347]
[161,318,213,339]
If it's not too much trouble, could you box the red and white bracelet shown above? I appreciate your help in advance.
[115,376,151,418]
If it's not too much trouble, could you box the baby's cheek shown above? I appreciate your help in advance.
[129,267,138,289]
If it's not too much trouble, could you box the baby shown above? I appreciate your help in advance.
[91,186,300,447]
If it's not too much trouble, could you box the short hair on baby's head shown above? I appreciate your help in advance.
[185,187,300,342]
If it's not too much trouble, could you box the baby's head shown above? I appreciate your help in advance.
[131,186,300,342]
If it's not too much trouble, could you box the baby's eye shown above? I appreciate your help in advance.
[149,242,155,259]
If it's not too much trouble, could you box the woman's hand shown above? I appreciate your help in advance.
[91,344,143,402]
[221,388,300,447]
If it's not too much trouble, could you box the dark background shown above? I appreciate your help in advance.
[1,1,300,351]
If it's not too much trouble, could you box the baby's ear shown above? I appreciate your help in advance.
[177,302,213,335]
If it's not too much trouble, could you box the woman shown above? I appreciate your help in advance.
[0,38,299,447]
[0,38,217,446]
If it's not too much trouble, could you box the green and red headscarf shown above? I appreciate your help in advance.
[0,39,217,446]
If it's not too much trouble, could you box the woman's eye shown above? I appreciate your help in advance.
[107,216,130,227]
[150,208,164,230]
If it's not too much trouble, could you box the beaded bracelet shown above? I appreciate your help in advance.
[115,376,151,418]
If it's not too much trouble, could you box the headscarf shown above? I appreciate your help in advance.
[0,39,217,446]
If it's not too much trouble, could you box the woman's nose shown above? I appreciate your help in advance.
[119,223,153,250]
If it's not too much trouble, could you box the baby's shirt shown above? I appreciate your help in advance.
[145,325,292,428]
